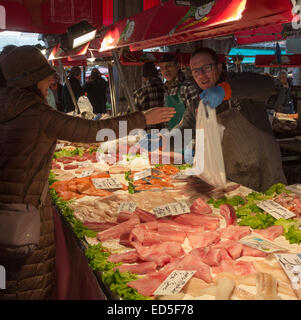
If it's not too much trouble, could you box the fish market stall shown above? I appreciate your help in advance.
[49,139,301,301]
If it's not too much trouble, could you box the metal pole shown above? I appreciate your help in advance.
[112,50,136,113]
[108,61,117,117]
[58,60,80,114]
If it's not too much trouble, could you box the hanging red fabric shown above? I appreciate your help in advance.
[102,0,113,26]
[143,0,160,11]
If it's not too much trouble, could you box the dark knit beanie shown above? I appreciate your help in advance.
[0,45,55,88]
[142,62,158,78]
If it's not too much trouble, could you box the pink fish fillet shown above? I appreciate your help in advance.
[241,245,268,257]
[97,215,140,241]
[174,213,220,231]
[127,271,171,296]
[212,259,256,276]
[213,240,243,260]
[187,231,220,249]
[135,208,157,222]
[219,204,237,226]
[190,247,222,266]
[131,241,184,267]
[176,254,212,283]
[157,219,204,233]
[114,261,157,275]
[190,198,212,215]
[254,225,284,241]
[219,225,251,241]
[107,250,139,264]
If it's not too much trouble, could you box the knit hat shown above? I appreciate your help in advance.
[142,62,158,78]
[0,45,56,88]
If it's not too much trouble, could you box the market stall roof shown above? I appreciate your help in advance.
[255,54,301,68]
[234,25,285,45]
[0,0,112,34]
[99,0,293,53]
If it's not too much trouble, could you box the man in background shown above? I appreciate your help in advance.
[158,53,199,130]
[133,62,165,131]
[62,66,84,113]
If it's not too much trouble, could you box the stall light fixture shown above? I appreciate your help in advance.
[67,20,97,49]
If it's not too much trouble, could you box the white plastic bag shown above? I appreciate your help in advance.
[192,100,227,188]
[77,95,95,119]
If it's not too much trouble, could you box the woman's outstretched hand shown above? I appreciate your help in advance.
[143,107,176,125]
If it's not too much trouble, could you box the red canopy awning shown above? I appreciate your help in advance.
[255,55,301,68]
[99,0,293,53]
[235,25,284,45]
[0,0,111,34]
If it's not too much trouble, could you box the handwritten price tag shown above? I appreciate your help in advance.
[152,201,190,219]
[275,253,301,293]
[154,270,196,296]
[55,143,65,151]
[92,178,122,189]
[80,169,94,178]
[133,168,152,181]
[239,235,287,253]
[257,200,296,220]
[118,202,137,213]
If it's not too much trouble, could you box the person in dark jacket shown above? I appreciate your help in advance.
[158,53,199,130]
[50,73,64,112]
[133,62,165,131]
[84,68,108,115]
[62,66,84,113]
[0,45,176,300]
[274,70,294,114]
[180,47,287,192]
[154,47,286,192]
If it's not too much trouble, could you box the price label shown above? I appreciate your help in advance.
[55,143,65,150]
[77,162,92,167]
[80,169,94,178]
[154,270,196,296]
[286,184,301,195]
[152,200,190,218]
[274,253,301,291]
[92,178,122,189]
[118,202,137,213]
[239,235,287,253]
[257,200,296,220]
[133,168,152,181]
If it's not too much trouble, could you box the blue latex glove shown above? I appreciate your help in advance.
[199,86,225,109]
[139,133,163,152]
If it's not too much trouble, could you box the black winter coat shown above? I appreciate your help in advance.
[84,77,108,114]
[62,77,84,113]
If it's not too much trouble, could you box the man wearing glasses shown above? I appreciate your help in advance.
[158,53,199,130]
[174,47,287,192]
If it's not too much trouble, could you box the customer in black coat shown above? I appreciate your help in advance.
[84,68,109,114]
[62,66,84,113]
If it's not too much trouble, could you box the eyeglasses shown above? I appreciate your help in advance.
[191,63,217,77]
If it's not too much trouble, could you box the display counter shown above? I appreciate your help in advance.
[50,141,301,301]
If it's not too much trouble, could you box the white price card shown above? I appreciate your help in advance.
[152,200,190,219]
[275,253,301,292]
[133,168,152,181]
[77,162,92,167]
[154,270,196,296]
[239,235,287,253]
[286,184,301,195]
[80,169,94,178]
[55,143,65,151]
[118,202,137,213]
[92,178,122,189]
[257,200,296,220]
